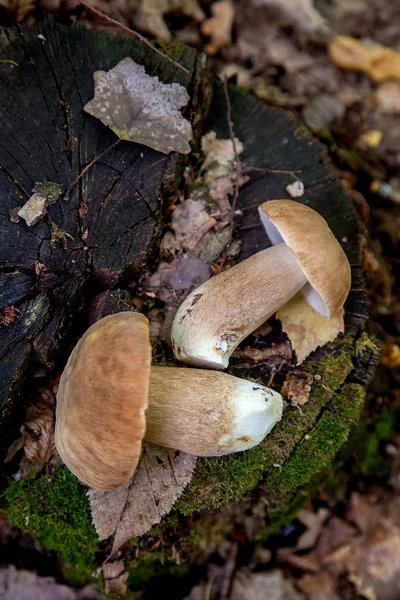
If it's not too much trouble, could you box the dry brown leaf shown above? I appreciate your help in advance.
[88,444,197,552]
[281,370,313,406]
[231,568,305,600]
[103,560,128,596]
[21,387,59,466]
[0,0,36,20]
[297,570,340,600]
[133,0,205,40]
[276,294,344,364]
[200,131,248,213]
[295,508,330,551]
[171,199,217,251]
[84,58,193,154]
[201,0,235,56]
[329,36,400,83]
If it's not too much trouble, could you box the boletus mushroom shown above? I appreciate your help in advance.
[171,200,351,369]
[55,312,283,490]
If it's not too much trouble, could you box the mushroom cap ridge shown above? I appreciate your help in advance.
[55,312,151,490]
[259,200,351,317]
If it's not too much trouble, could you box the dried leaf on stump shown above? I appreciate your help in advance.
[103,560,128,597]
[276,294,344,365]
[21,387,59,466]
[84,58,193,154]
[88,444,197,552]
[171,199,217,251]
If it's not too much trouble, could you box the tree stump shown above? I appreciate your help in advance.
[0,22,379,587]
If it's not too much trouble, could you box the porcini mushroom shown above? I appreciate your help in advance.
[55,312,283,490]
[171,200,351,369]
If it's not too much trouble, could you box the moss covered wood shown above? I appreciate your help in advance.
[0,23,378,589]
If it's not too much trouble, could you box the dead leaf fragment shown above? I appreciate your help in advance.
[329,36,400,83]
[88,444,197,552]
[0,0,36,21]
[281,370,313,406]
[103,560,128,596]
[21,387,58,466]
[0,564,102,599]
[231,568,305,600]
[276,294,344,364]
[84,57,193,154]
[171,199,217,250]
[133,0,205,40]
[201,0,235,56]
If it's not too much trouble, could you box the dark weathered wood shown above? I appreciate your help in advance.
[0,22,200,455]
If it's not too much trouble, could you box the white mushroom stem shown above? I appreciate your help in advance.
[171,243,307,369]
[145,366,283,456]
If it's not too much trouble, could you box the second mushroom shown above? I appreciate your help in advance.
[171,200,351,369]
[55,312,283,490]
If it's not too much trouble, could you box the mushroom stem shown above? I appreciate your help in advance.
[171,243,307,369]
[145,366,283,456]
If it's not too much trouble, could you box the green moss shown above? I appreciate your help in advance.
[178,342,356,514]
[127,549,188,590]
[358,408,396,474]
[2,468,99,586]
[33,181,64,204]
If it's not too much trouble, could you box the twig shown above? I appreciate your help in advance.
[244,165,301,181]
[76,0,191,76]
[222,76,241,249]
[64,138,122,201]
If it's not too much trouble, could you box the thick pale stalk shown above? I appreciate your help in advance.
[171,243,307,368]
[145,367,283,456]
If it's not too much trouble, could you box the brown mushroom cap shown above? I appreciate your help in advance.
[55,312,151,490]
[259,200,351,317]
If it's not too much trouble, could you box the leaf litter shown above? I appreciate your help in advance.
[88,443,197,552]
[84,57,193,154]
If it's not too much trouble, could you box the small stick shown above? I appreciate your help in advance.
[77,0,191,76]
[244,165,301,180]
[64,138,122,201]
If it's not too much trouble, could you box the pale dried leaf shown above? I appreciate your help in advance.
[231,568,305,600]
[296,508,330,551]
[88,444,197,552]
[84,57,193,154]
[147,257,211,298]
[276,294,344,364]
[329,36,400,83]
[201,0,235,56]
[0,565,102,599]
[102,560,128,596]
[297,570,340,600]
[171,199,217,250]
